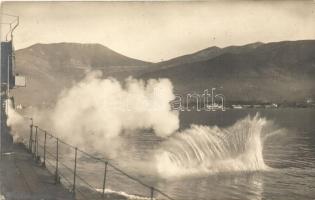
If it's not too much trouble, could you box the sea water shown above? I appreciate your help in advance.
[56,108,315,200]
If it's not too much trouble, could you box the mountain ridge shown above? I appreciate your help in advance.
[151,41,265,70]
[16,42,152,67]
[13,42,152,106]
[141,40,315,102]
[12,40,315,106]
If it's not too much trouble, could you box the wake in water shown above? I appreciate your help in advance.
[156,114,280,178]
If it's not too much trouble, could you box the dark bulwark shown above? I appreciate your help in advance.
[0,41,74,199]
[1,41,14,89]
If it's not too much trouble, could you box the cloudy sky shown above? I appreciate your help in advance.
[1,1,315,62]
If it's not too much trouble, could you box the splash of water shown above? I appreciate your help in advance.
[96,188,152,200]
[49,71,179,157]
[156,114,276,178]
[5,99,29,143]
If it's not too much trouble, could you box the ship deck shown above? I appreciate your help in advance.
[0,142,74,200]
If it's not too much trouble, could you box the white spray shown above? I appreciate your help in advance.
[49,71,179,157]
[6,99,29,143]
[155,114,276,178]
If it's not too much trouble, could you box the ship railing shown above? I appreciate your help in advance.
[27,123,175,200]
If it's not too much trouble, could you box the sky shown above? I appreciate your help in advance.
[1,1,315,62]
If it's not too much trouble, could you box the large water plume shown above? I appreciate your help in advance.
[6,99,29,143]
[6,71,179,157]
[155,115,276,178]
[49,71,179,157]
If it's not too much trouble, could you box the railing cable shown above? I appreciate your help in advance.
[27,123,175,200]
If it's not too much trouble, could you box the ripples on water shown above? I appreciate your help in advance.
[158,109,315,200]
[129,109,315,200]
[59,109,315,200]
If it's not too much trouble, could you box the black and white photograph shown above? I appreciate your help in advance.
[1,1,315,200]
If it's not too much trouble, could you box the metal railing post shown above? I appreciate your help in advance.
[150,187,154,200]
[73,147,77,197]
[36,127,39,161]
[102,161,108,197]
[29,124,33,151]
[55,138,59,184]
[42,131,47,167]
[34,126,38,159]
